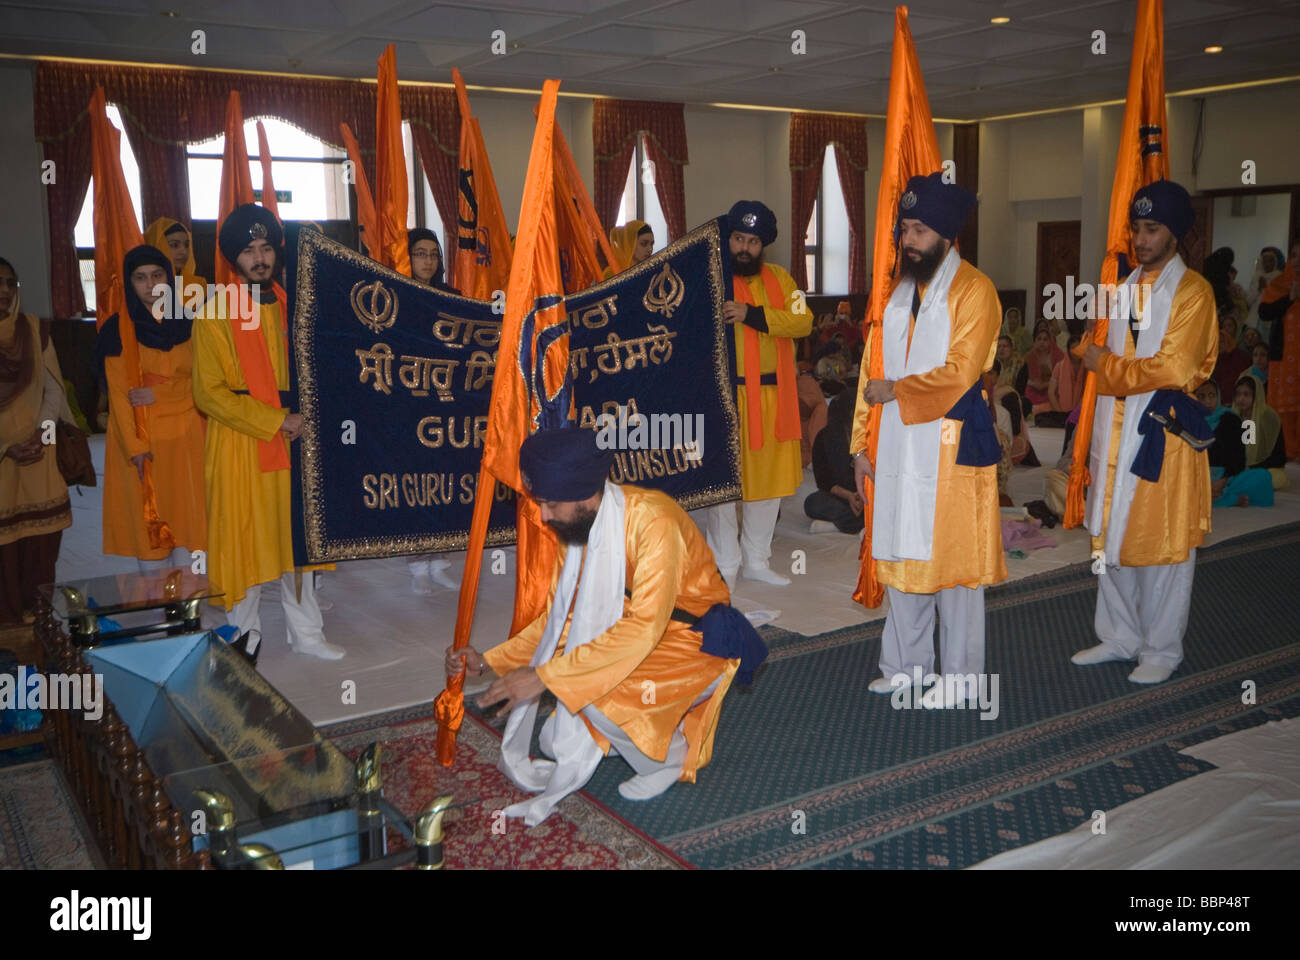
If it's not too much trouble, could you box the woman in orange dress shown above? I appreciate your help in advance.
[1260,238,1300,459]
[95,245,207,571]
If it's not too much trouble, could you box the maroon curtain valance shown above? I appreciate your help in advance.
[33,60,460,318]
[789,112,868,293]
[592,99,688,243]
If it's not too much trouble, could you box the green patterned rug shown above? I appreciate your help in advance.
[477,522,1300,869]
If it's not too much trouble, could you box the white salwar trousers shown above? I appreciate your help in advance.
[1093,550,1195,670]
[228,570,325,647]
[137,547,193,575]
[879,584,986,679]
[698,498,782,575]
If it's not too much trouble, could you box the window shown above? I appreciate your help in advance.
[406,121,445,245]
[804,144,850,295]
[615,134,668,253]
[73,104,143,312]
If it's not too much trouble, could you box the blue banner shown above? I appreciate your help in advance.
[285,219,740,564]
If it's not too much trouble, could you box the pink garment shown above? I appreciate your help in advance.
[1001,517,1057,552]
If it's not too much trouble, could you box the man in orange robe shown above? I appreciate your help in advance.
[1071,180,1217,684]
[853,173,1006,703]
[448,428,753,825]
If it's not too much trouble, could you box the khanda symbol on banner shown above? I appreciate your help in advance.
[351,279,398,334]
[643,262,685,318]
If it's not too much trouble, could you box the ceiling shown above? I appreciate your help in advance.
[1,0,1297,120]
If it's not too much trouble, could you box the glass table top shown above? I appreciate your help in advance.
[40,567,221,620]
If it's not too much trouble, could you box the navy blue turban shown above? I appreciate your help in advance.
[727,200,778,247]
[219,203,282,266]
[895,172,977,244]
[1130,180,1193,240]
[519,427,614,502]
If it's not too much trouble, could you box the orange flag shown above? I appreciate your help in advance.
[374,45,411,276]
[339,122,379,256]
[255,120,279,220]
[1064,0,1168,528]
[852,5,942,609]
[90,86,175,550]
[215,92,256,289]
[452,68,514,299]
[551,123,620,292]
[436,79,568,766]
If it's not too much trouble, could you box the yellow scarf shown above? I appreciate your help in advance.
[144,217,206,288]
[607,220,649,274]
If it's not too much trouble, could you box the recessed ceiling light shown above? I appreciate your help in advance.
[1204,45,1223,54]
[990,17,1011,24]
[160,9,179,16]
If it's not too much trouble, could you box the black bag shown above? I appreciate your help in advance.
[55,419,96,487]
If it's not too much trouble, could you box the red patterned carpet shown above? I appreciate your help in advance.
[326,708,684,870]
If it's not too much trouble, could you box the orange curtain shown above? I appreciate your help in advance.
[214,92,256,289]
[853,5,942,610]
[255,120,279,220]
[452,69,515,300]
[1064,0,1169,528]
[374,45,411,276]
[436,79,567,766]
[90,87,175,551]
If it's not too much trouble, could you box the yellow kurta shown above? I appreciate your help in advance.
[852,260,1007,594]
[192,295,302,609]
[0,313,71,547]
[734,263,812,500]
[1089,267,1218,566]
[102,330,207,560]
[484,486,737,781]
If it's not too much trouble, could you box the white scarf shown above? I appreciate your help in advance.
[872,246,960,563]
[497,481,626,826]
[1085,254,1187,561]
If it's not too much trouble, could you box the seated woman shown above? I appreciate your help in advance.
[1211,311,1253,400]
[604,220,654,278]
[405,228,461,592]
[1195,373,1286,508]
[96,245,207,572]
[1250,342,1270,389]
[1018,321,1064,425]
[989,359,1039,468]
[1233,372,1288,490]
[995,334,1022,390]
[1046,333,1084,429]
[1002,306,1032,357]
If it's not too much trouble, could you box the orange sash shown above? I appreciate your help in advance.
[230,282,290,472]
[733,266,801,451]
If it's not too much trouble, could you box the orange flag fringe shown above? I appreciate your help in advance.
[1064,0,1168,528]
[339,122,378,255]
[452,69,514,300]
[215,92,256,290]
[374,45,411,276]
[852,5,942,609]
[90,87,175,551]
[436,79,567,766]
[255,120,279,220]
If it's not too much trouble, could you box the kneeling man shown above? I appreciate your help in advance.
[447,428,755,825]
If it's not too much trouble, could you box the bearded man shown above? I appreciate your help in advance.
[447,427,765,825]
[852,172,1006,703]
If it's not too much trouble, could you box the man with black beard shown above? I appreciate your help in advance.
[699,201,812,589]
[447,428,757,823]
[852,172,1006,705]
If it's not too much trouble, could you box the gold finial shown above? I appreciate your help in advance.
[193,789,237,833]
[240,843,285,869]
[414,795,454,870]
[355,742,383,794]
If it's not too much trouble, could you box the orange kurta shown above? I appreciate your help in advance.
[734,263,812,500]
[483,485,736,781]
[852,259,1007,594]
[102,331,207,560]
[1089,267,1218,566]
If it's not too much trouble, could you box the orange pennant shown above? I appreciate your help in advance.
[452,69,514,300]
[255,120,279,220]
[375,45,411,276]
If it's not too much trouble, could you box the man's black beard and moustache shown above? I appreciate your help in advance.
[546,504,599,545]
[732,248,762,277]
[899,237,948,285]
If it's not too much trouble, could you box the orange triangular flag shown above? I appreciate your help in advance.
[339,122,378,256]
[852,5,943,609]
[1064,0,1169,528]
[436,79,568,766]
[374,45,411,276]
[452,69,514,299]
[255,120,279,220]
[551,122,620,292]
[90,87,175,550]
[215,92,256,289]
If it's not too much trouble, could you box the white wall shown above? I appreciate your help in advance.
[0,62,52,317]
[1212,193,1292,271]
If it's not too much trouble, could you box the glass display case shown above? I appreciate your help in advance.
[39,567,221,646]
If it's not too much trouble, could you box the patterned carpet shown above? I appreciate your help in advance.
[554,522,1300,869]
[0,760,95,870]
